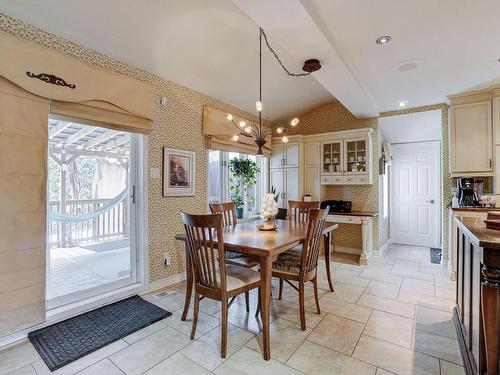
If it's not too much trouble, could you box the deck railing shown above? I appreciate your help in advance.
[48,197,128,248]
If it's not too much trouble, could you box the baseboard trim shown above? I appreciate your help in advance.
[375,240,391,257]
[148,272,186,294]
[333,246,361,255]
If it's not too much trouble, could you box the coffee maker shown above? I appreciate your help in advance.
[458,177,479,207]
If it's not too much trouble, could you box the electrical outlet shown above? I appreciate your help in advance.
[163,252,172,267]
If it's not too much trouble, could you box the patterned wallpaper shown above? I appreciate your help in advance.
[0,12,262,283]
[380,104,450,262]
[287,101,380,251]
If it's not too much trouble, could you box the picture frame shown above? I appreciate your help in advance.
[162,147,195,196]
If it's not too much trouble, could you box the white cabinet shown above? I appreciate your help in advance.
[270,168,299,208]
[449,100,493,175]
[304,143,320,200]
[319,130,373,185]
[321,141,343,175]
[271,143,299,168]
[271,142,301,208]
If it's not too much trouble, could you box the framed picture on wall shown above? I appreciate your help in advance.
[162,147,195,196]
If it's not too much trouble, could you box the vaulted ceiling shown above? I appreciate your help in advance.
[2,0,500,121]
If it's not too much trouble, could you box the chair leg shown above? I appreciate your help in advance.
[244,291,250,312]
[221,298,228,358]
[278,278,284,300]
[190,290,200,340]
[312,277,321,314]
[298,282,306,331]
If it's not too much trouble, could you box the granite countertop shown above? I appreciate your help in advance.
[328,211,379,217]
[455,216,500,249]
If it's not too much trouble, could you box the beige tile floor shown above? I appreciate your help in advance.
[1,244,465,375]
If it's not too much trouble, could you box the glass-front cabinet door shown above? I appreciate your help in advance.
[322,141,343,175]
[344,138,367,174]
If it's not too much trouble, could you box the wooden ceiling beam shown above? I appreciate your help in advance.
[49,121,73,138]
[84,130,117,149]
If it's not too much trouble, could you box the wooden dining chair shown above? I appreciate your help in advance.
[258,207,329,331]
[209,202,258,312]
[288,200,320,222]
[180,212,262,358]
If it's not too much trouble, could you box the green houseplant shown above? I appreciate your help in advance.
[228,157,260,219]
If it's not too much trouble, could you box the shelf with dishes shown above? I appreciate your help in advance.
[320,136,372,184]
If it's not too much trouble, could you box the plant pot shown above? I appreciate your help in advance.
[236,208,244,219]
[276,208,287,220]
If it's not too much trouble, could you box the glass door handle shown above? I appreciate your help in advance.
[426,199,435,204]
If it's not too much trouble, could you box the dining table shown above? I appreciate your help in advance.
[175,218,338,360]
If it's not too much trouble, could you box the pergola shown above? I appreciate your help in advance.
[48,118,130,248]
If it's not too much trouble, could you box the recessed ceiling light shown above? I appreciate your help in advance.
[376,35,392,45]
[399,101,409,108]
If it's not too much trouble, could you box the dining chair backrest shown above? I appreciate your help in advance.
[209,202,237,226]
[300,207,330,275]
[180,212,227,294]
[288,200,320,222]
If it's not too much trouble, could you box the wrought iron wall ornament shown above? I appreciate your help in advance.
[26,71,76,89]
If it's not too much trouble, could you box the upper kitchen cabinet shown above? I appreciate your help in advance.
[448,88,497,177]
[449,100,492,176]
[270,142,299,168]
[320,129,373,185]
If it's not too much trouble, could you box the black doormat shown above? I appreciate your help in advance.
[28,295,171,371]
[430,247,442,264]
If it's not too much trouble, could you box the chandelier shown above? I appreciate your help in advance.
[226,28,321,155]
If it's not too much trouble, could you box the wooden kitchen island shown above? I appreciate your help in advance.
[454,216,500,375]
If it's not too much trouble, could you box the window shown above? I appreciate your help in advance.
[208,150,269,217]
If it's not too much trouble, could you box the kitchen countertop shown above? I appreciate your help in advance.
[455,216,500,249]
[452,207,500,212]
[328,211,378,217]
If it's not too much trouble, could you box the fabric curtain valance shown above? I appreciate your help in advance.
[50,100,152,134]
[0,32,153,134]
[202,106,271,157]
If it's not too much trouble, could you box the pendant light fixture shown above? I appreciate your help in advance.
[226,28,321,155]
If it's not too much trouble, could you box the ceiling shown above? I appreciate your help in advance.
[2,0,500,120]
[379,110,442,144]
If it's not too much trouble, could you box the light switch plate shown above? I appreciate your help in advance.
[150,167,161,179]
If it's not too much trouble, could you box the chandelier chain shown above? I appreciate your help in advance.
[260,28,311,77]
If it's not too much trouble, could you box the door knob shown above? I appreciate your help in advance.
[427,199,435,204]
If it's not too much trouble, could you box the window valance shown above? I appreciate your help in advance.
[0,32,153,134]
[203,106,271,157]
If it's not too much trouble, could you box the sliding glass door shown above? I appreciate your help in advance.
[46,117,139,309]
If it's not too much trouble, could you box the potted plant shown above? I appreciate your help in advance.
[271,185,288,220]
[228,157,260,219]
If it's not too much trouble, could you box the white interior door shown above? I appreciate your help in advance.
[392,141,441,248]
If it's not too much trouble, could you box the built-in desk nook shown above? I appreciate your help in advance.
[454,216,500,375]
[326,211,378,265]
